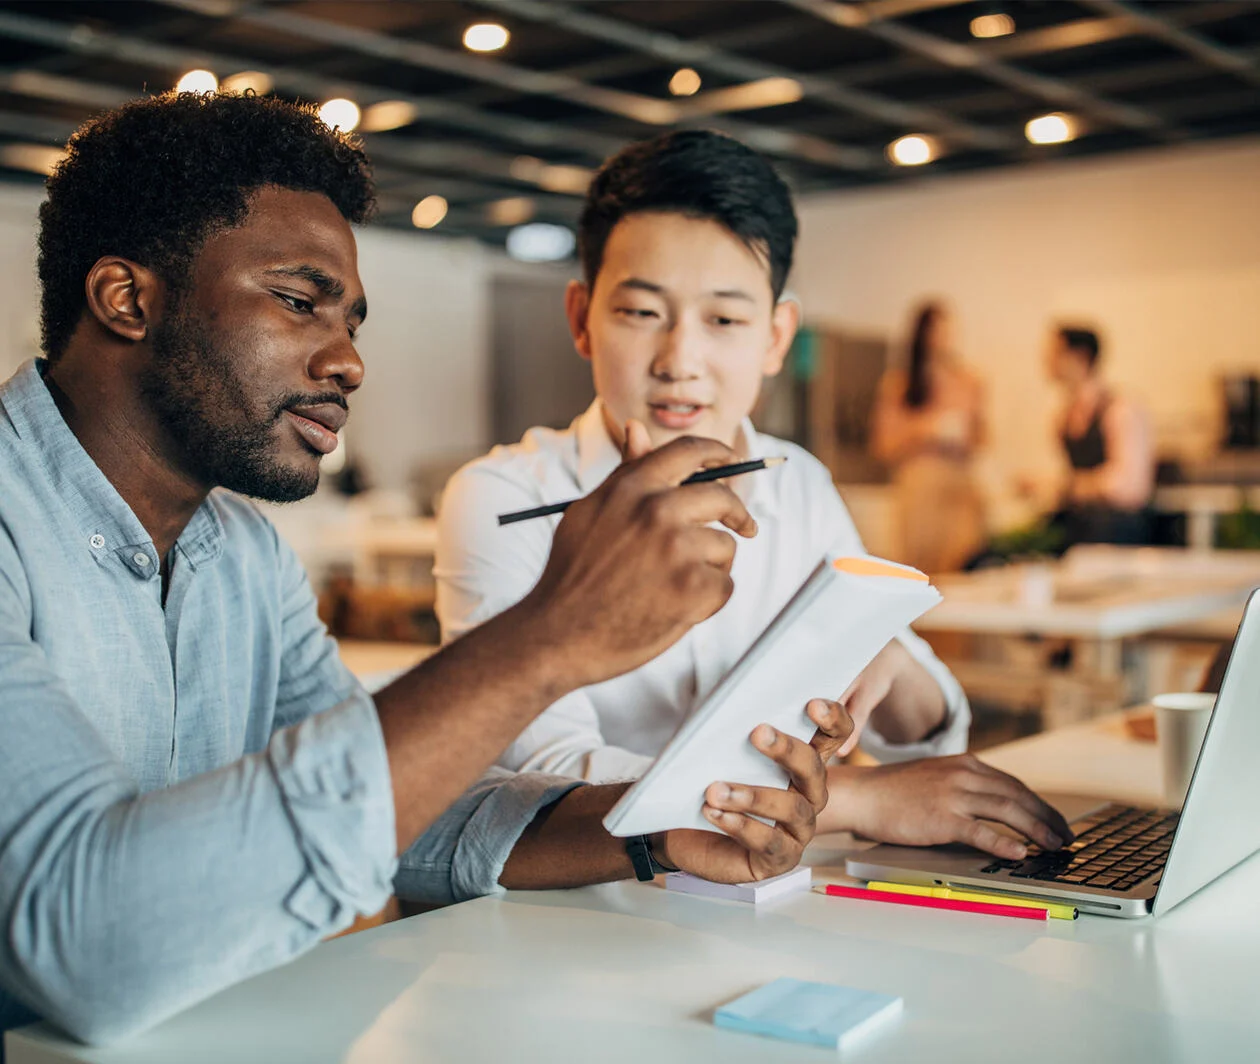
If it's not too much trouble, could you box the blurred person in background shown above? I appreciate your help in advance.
[870,301,987,574]
[1042,324,1155,546]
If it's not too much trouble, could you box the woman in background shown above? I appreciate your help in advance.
[871,301,987,574]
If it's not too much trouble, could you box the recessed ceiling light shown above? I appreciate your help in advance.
[412,195,448,230]
[669,68,702,97]
[1025,112,1076,145]
[175,69,218,94]
[319,98,361,132]
[887,134,936,166]
[507,223,576,263]
[970,13,1015,39]
[221,70,272,95]
[464,23,509,53]
[487,197,536,227]
[361,100,418,132]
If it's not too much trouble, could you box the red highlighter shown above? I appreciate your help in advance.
[821,883,1048,921]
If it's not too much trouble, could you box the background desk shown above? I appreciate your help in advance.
[9,713,1260,1064]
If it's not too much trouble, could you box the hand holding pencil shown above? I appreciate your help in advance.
[515,423,760,687]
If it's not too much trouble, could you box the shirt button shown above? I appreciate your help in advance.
[89,534,105,550]
[133,552,152,568]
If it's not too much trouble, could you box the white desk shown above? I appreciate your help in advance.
[9,714,1260,1063]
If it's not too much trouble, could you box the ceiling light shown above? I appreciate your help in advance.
[175,69,218,94]
[1025,112,1076,145]
[506,223,576,263]
[464,23,509,53]
[487,197,536,227]
[887,134,936,166]
[221,70,272,95]
[412,195,448,230]
[319,98,361,132]
[970,13,1015,39]
[537,164,592,194]
[0,143,67,177]
[669,68,702,97]
[361,100,418,133]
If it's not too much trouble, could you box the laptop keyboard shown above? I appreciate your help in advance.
[979,804,1179,893]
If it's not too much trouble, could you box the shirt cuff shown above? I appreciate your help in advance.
[267,689,398,930]
[858,631,972,763]
[394,767,585,906]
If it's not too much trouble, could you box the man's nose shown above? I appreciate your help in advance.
[650,319,703,382]
[310,331,364,393]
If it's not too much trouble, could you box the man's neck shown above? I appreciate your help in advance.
[45,353,208,561]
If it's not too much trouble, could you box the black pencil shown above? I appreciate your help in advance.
[497,456,787,526]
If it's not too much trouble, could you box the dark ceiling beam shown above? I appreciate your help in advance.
[832,3,1248,87]
[0,71,588,213]
[0,6,622,160]
[157,0,883,173]
[150,0,681,127]
[1078,0,1260,88]
[785,0,1174,137]
[471,0,1014,150]
[449,16,813,110]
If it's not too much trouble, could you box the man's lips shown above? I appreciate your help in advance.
[647,400,708,429]
[284,402,347,455]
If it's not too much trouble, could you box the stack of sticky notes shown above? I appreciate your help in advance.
[715,976,903,1051]
[664,866,812,904]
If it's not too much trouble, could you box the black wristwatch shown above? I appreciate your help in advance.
[625,834,675,881]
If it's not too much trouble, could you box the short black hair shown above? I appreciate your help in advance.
[578,130,797,300]
[1058,326,1101,367]
[38,91,375,361]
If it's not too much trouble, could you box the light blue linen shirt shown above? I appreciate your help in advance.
[0,360,581,1050]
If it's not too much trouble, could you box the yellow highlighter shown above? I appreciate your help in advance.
[867,881,1078,921]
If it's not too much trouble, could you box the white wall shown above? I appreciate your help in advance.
[793,137,1260,528]
[0,184,495,490]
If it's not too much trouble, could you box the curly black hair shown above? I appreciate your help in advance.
[578,130,797,300]
[38,91,375,361]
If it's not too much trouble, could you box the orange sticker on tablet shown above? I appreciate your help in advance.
[832,557,930,582]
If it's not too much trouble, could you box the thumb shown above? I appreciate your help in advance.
[622,418,652,462]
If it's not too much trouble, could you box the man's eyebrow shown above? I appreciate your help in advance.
[266,265,366,323]
[265,265,345,300]
[615,277,665,295]
[711,288,756,303]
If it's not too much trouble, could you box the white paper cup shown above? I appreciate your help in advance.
[1153,692,1215,809]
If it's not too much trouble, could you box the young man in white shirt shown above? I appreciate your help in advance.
[438,131,1071,860]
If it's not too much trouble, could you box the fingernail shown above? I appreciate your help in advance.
[1012,844,1028,859]
[808,702,827,724]
[704,805,721,821]
[753,724,775,747]
[1047,834,1064,850]
[710,783,732,803]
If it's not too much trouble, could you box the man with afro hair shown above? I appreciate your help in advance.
[0,92,849,1048]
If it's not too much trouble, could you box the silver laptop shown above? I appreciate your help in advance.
[847,590,1260,918]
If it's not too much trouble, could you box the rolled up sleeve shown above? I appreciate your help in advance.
[394,767,584,905]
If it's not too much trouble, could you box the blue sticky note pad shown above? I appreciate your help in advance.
[714,977,903,1051]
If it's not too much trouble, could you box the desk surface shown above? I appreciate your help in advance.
[10,715,1260,1064]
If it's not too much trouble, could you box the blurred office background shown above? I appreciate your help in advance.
[2,0,1259,740]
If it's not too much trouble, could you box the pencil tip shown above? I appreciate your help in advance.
[765,456,788,467]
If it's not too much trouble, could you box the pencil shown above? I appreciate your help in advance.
[815,883,1048,921]
[866,881,1078,921]
[497,456,788,526]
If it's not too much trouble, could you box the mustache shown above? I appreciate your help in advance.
[272,391,349,419]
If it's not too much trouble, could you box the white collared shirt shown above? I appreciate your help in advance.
[436,400,970,782]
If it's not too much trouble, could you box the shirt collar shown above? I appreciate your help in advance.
[572,397,777,517]
[2,359,224,573]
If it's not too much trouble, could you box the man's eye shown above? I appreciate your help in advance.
[276,292,315,314]
[712,316,745,327]
[616,307,657,319]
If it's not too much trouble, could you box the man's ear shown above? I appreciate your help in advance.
[762,296,801,377]
[83,256,161,344]
[564,279,593,362]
